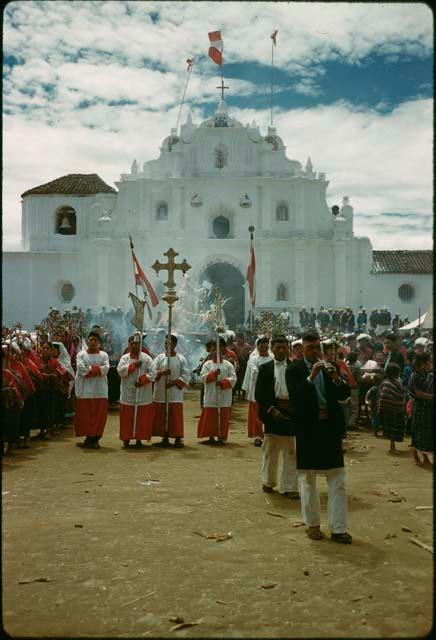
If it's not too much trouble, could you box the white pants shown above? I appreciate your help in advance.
[299,468,347,533]
[262,434,298,493]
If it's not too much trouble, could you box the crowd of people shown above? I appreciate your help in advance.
[297,306,411,334]
[3,307,433,545]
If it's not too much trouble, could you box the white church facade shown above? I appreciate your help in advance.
[3,100,433,329]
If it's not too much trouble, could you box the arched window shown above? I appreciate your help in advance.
[60,282,75,302]
[276,202,289,221]
[156,201,168,220]
[398,283,414,302]
[276,283,288,301]
[55,206,77,235]
[214,143,228,169]
[213,216,230,239]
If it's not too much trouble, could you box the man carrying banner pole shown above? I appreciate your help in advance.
[126,235,160,444]
[117,327,155,449]
[197,288,237,445]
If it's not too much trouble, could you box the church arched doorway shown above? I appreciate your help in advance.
[200,262,245,328]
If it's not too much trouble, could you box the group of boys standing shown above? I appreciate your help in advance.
[74,330,243,450]
[75,332,191,449]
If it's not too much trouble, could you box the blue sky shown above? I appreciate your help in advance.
[3,1,433,249]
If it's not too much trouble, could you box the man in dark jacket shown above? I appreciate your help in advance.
[255,335,299,499]
[383,334,405,374]
[287,331,352,544]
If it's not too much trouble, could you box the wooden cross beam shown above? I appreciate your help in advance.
[151,248,191,291]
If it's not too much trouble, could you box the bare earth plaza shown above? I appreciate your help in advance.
[2,392,433,638]
[2,2,434,639]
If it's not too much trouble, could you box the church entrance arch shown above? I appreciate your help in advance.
[199,260,245,328]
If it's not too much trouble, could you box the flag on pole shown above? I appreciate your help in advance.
[129,292,146,330]
[271,29,278,46]
[186,57,195,71]
[129,234,159,307]
[208,30,223,65]
[246,231,256,307]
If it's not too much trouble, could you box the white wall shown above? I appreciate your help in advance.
[364,273,432,318]
[3,252,80,328]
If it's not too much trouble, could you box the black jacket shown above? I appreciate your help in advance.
[255,359,295,436]
[286,359,350,470]
[385,349,405,374]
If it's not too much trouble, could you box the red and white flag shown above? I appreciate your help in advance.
[271,29,278,46]
[208,30,223,65]
[246,234,256,308]
[186,57,195,71]
[129,235,159,308]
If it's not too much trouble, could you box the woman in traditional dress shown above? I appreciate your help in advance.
[408,352,433,465]
[377,362,406,454]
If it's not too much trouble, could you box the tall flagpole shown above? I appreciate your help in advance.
[270,29,277,127]
[176,57,196,131]
[248,225,255,333]
[221,29,224,93]
[270,36,274,126]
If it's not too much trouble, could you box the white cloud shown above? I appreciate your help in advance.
[3,1,433,250]
[4,97,432,251]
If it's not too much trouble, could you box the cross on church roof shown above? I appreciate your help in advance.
[216,78,229,101]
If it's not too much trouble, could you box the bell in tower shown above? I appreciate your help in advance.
[59,215,71,231]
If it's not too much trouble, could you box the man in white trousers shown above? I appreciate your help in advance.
[254,336,299,499]
[287,331,352,543]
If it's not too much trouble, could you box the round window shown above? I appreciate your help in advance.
[398,283,414,302]
[61,283,75,302]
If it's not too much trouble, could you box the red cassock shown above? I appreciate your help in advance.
[197,360,236,440]
[119,403,154,440]
[247,401,264,438]
[117,353,156,441]
[74,349,110,438]
[151,352,190,438]
[74,398,108,437]
[152,403,184,438]
[197,406,232,440]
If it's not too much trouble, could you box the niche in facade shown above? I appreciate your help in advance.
[213,216,230,239]
[214,144,228,169]
[55,206,77,235]
[276,202,289,221]
[156,201,168,220]
[276,283,288,301]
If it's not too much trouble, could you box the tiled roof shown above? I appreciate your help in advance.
[21,174,116,197]
[372,250,433,274]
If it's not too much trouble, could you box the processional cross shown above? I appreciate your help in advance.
[151,248,191,306]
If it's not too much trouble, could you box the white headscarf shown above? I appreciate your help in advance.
[52,342,75,379]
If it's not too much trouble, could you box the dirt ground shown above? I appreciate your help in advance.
[2,388,433,638]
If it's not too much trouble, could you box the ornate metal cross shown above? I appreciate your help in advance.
[151,248,191,305]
